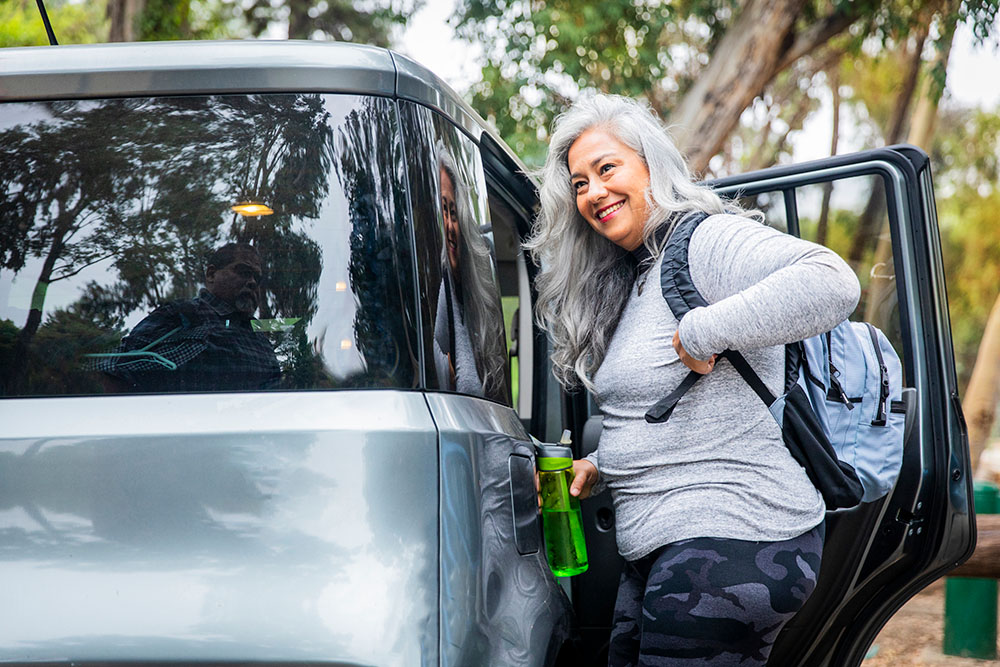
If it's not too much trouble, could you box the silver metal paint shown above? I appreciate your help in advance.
[391,51,483,142]
[0,41,571,664]
[0,40,396,101]
[0,391,439,665]
[426,393,572,667]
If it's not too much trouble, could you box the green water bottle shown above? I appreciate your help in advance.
[536,430,589,577]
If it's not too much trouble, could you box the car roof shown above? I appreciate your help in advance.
[0,39,537,210]
[3,40,512,160]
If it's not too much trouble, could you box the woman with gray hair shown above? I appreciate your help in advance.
[433,142,508,402]
[527,94,860,666]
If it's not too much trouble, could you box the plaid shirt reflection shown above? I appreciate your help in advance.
[101,289,280,392]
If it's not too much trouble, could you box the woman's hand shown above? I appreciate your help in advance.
[569,459,599,499]
[673,330,717,374]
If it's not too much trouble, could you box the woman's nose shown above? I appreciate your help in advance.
[587,179,607,203]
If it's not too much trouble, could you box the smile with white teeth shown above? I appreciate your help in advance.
[597,200,625,221]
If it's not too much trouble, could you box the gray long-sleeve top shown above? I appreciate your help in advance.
[587,213,861,560]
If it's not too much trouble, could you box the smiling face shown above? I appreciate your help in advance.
[440,166,460,274]
[567,127,651,251]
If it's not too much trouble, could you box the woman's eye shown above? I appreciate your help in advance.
[573,180,586,192]
[600,163,615,174]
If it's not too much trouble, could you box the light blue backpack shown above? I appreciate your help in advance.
[645,211,907,508]
[797,321,906,502]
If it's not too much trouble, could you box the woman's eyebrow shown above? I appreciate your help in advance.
[569,152,617,180]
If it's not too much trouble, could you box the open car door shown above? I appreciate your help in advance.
[711,145,974,665]
[566,146,975,667]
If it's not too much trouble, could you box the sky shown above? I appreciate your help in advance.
[396,1,1000,162]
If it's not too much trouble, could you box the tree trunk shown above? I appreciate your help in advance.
[669,0,866,175]
[287,0,313,40]
[908,10,959,150]
[817,66,841,246]
[670,0,805,175]
[107,0,146,42]
[949,514,1000,579]
[965,293,1000,473]
[847,26,929,267]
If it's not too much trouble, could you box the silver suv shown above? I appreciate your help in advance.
[0,40,974,666]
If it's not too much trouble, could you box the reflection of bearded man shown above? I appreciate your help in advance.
[205,244,262,315]
[100,243,280,392]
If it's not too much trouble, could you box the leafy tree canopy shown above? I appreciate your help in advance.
[454,0,998,169]
[0,0,107,46]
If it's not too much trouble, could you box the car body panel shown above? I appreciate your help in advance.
[0,39,573,666]
[427,393,571,667]
[0,391,439,664]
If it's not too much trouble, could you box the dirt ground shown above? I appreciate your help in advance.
[863,579,1000,666]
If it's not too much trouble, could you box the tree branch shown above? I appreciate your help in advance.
[776,9,860,73]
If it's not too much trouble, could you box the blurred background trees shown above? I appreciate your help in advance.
[2,0,1000,464]
[1,0,421,45]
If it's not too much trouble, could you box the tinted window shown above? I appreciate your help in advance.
[399,102,509,405]
[0,94,418,396]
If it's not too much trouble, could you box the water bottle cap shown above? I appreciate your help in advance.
[536,443,573,470]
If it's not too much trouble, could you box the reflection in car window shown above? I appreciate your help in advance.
[0,94,418,396]
[400,102,510,405]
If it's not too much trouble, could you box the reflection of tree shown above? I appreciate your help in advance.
[0,94,333,394]
[333,98,417,387]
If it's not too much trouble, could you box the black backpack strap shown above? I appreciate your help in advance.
[719,350,777,407]
[642,211,713,423]
[645,370,702,423]
[660,211,711,319]
[643,349,777,424]
[647,211,783,424]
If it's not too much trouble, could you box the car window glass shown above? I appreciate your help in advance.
[738,191,788,233]
[487,186,529,413]
[0,94,418,397]
[795,175,905,374]
[399,101,510,405]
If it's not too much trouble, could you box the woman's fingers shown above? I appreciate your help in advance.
[673,330,716,374]
[569,459,598,499]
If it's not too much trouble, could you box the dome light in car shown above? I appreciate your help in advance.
[231,201,274,216]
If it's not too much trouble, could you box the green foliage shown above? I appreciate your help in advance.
[455,0,716,166]
[838,49,911,145]
[940,187,1000,385]
[454,0,940,167]
[456,0,1000,171]
[932,105,1000,386]
[0,0,107,46]
[933,107,1000,196]
[139,0,194,40]
[241,0,419,43]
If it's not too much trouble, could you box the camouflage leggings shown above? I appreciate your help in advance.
[608,523,824,667]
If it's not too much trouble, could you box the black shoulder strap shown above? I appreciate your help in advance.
[645,211,783,424]
[660,211,711,320]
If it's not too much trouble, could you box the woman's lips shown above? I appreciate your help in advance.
[597,200,625,221]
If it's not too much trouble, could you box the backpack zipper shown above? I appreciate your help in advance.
[865,322,890,426]
[826,331,854,409]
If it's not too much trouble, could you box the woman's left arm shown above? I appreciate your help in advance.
[677,214,861,361]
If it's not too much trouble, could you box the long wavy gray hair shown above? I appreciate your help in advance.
[525,93,752,392]
[438,142,509,401]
